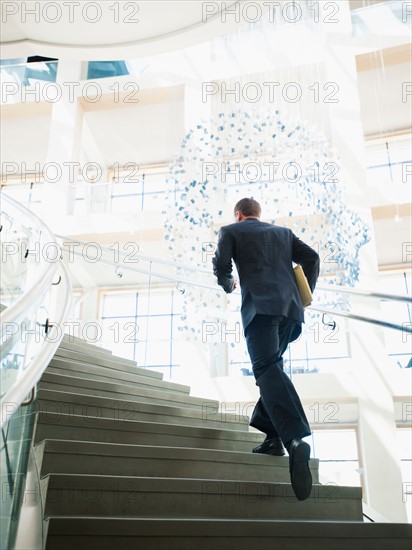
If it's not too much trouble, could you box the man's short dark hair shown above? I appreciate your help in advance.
[234,197,261,218]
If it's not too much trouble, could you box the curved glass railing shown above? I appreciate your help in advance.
[0,193,72,550]
[0,200,50,312]
[1,194,72,417]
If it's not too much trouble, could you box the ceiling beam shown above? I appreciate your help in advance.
[356,44,412,71]
[372,203,412,220]
[349,0,387,10]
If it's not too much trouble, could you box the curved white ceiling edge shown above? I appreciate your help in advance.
[0,2,248,60]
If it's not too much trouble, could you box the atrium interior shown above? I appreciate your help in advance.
[1,1,411,548]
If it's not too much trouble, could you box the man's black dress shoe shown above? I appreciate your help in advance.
[252,437,285,456]
[288,438,312,501]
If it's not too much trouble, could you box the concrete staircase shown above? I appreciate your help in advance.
[33,334,411,549]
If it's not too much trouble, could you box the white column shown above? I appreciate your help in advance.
[43,59,84,220]
[77,288,100,343]
[320,0,406,521]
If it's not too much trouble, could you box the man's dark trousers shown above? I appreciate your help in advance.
[245,313,311,445]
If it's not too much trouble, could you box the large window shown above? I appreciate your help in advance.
[228,308,350,377]
[109,170,171,212]
[379,272,412,370]
[366,136,411,187]
[72,167,173,215]
[308,429,361,488]
[1,181,44,206]
[397,428,412,522]
[87,61,129,80]
[351,0,410,38]
[0,58,57,89]
[223,156,311,214]
[99,289,183,378]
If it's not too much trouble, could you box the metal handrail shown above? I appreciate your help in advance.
[56,234,212,274]
[58,246,221,290]
[309,305,411,333]
[0,194,60,333]
[316,283,411,304]
[59,245,411,334]
[57,235,412,299]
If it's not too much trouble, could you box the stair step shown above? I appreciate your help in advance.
[62,333,99,344]
[46,358,190,394]
[44,518,412,550]
[41,474,362,521]
[54,346,163,380]
[59,339,114,358]
[36,439,319,483]
[31,331,397,549]
[62,333,112,350]
[39,372,215,410]
[60,337,116,358]
[36,389,249,431]
[34,413,269,452]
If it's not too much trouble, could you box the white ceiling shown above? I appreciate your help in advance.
[349,0,387,9]
[0,0,245,59]
[1,0,409,282]
[1,1,397,60]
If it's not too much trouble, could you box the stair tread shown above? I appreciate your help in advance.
[36,412,265,441]
[61,334,111,349]
[42,473,363,523]
[36,388,248,427]
[45,518,412,550]
[39,371,217,408]
[53,347,163,379]
[37,438,318,468]
[34,411,268,452]
[47,516,412,532]
[37,438,318,483]
[59,341,116,358]
[46,360,190,394]
[36,412,269,439]
[43,472,361,498]
[59,340,113,355]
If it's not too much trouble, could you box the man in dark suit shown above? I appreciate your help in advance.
[212,197,320,501]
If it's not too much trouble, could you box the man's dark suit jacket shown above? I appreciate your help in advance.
[212,218,320,341]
